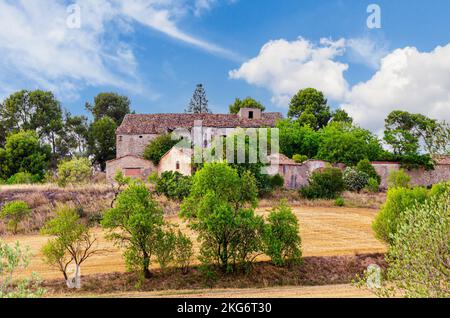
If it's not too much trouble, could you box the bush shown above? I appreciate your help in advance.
[263,200,302,266]
[0,241,45,298]
[174,230,194,274]
[154,171,192,201]
[143,134,178,165]
[57,158,92,187]
[365,177,380,193]
[335,197,345,207]
[372,195,449,297]
[269,174,285,189]
[0,201,31,234]
[292,154,308,163]
[300,168,344,199]
[7,172,40,185]
[356,159,381,183]
[102,184,167,279]
[372,187,429,244]
[343,167,369,192]
[154,227,177,272]
[388,169,411,189]
[180,163,263,272]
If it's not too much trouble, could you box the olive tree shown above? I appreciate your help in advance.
[0,201,31,234]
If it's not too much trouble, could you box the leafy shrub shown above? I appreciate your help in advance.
[57,157,92,187]
[367,195,449,298]
[263,200,302,266]
[154,171,192,201]
[292,154,308,163]
[343,167,369,192]
[102,184,167,279]
[0,201,31,234]
[0,241,45,298]
[154,228,177,272]
[143,134,178,165]
[335,197,345,207]
[7,172,39,185]
[356,159,381,183]
[174,230,194,274]
[180,163,263,272]
[429,180,450,198]
[372,187,429,244]
[269,174,284,189]
[365,177,380,193]
[387,169,411,189]
[300,168,344,199]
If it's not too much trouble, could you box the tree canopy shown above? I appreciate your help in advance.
[85,92,131,126]
[185,84,211,114]
[229,97,265,114]
[288,88,332,130]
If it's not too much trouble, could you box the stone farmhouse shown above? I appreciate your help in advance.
[106,108,283,180]
[106,108,450,190]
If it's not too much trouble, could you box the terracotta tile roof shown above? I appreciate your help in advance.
[117,112,283,135]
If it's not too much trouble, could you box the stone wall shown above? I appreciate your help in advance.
[106,155,157,181]
[116,134,158,158]
[159,147,192,176]
[273,160,329,189]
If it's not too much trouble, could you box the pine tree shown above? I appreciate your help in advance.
[185,84,211,114]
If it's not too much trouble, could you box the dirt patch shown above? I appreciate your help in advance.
[42,253,385,296]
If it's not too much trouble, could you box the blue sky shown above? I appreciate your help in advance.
[0,0,449,132]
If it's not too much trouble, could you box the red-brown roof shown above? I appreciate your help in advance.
[117,112,283,135]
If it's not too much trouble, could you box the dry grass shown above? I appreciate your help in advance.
[4,206,386,281]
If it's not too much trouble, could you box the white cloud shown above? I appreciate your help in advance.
[230,37,450,133]
[0,0,238,101]
[343,44,450,133]
[346,37,389,69]
[229,37,349,106]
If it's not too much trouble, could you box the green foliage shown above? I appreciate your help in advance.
[269,174,285,189]
[87,116,117,171]
[331,109,353,124]
[57,157,92,187]
[263,200,302,266]
[6,172,39,185]
[372,187,429,244]
[185,84,210,114]
[343,167,369,192]
[85,92,131,126]
[180,163,263,272]
[387,169,411,189]
[277,119,320,159]
[300,168,345,200]
[288,88,331,130]
[101,184,166,278]
[0,241,45,298]
[429,180,450,198]
[335,197,345,207]
[41,205,98,283]
[292,154,308,163]
[365,178,380,193]
[367,194,449,298]
[0,201,31,234]
[154,227,177,272]
[356,159,381,183]
[153,171,192,201]
[0,130,51,181]
[229,97,265,114]
[143,134,178,165]
[317,122,383,166]
[174,230,194,274]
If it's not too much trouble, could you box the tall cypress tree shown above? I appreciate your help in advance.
[185,84,211,114]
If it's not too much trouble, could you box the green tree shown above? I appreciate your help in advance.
[331,109,353,124]
[56,112,89,157]
[229,97,266,114]
[0,130,51,180]
[57,157,92,187]
[317,122,383,166]
[41,205,99,284]
[277,119,320,159]
[185,84,211,114]
[0,201,31,234]
[180,163,263,272]
[356,159,381,183]
[143,134,178,165]
[300,167,345,200]
[101,184,166,279]
[85,92,131,126]
[263,200,302,266]
[87,117,117,171]
[288,88,331,130]
[384,110,437,155]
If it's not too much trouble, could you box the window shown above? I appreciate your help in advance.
[139,136,143,139]
[248,111,254,119]
[176,161,180,170]
[119,136,123,142]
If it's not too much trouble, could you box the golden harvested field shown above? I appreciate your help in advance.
[4,206,386,281]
